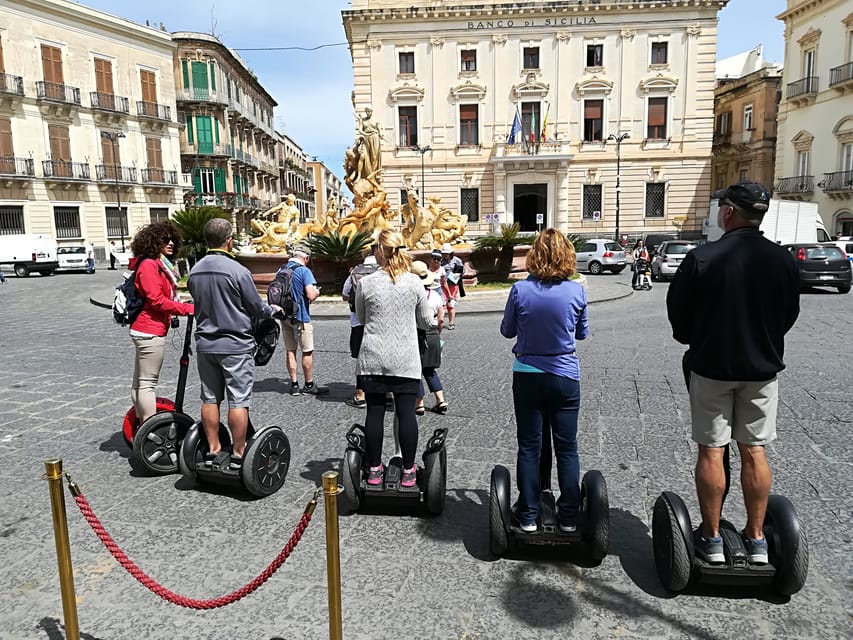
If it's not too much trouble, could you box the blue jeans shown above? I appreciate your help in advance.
[512,372,581,527]
[86,258,95,273]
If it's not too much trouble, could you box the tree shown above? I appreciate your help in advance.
[171,206,225,264]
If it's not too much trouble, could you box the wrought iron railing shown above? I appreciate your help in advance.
[141,168,178,185]
[0,157,35,177]
[0,73,24,96]
[137,101,171,121]
[42,160,89,179]
[829,62,853,87]
[96,164,137,182]
[774,175,814,194]
[786,76,819,99]
[36,81,81,105]
[90,92,129,113]
[818,170,853,192]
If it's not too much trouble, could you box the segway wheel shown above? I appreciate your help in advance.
[241,426,291,498]
[341,447,363,513]
[424,447,447,516]
[122,397,175,446]
[489,465,511,557]
[581,470,610,563]
[178,422,231,482]
[130,411,194,476]
[765,494,809,595]
[652,494,692,593]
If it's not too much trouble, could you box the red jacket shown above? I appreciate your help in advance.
[129,257,194,336]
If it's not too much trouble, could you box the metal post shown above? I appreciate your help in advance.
[608,132,630,243]
[417,145,431,205]
[44,459,80,640]
[102,131,126,251]
[322,471,343,640]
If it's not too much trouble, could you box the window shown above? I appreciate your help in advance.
[93,57,114,96]
[196,168,215,193]
[460,188,479,222]
[105,207,128,238]
[523,47,539,69]
[645,183,666,218]
[842,142,853,172]
[582,184,602,219]
[797,150,810,177]
[48,124,71,176]
[399,52,414,74]
[53,207,81,239]
[717,111,731,134]
[398,106,418,147]
[100,134,121,180]
[400,189,408,208]
[0,206,24,234]
[647,97,668,140]
[583,100,604,142]
[739,169,749,182]
[149,208,169,223]
[0,116,13,160]
[586,44,603,68]
[803,49,815,77]
[743,104,754,130]
[461,49,476,72]
[459,104,479,146]
[651,42,668,65]
[140,69,157,104]
[521,101,541,142]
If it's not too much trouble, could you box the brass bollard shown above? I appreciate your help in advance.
[322,471,343,640]
[44,459,80,640]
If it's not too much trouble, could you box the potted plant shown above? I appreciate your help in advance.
[303,229,373,292]
[171,206,225,268]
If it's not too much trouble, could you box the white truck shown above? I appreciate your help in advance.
[0,234,59,277]
[704,199,831,244]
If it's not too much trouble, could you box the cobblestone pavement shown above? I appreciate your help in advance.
[0,268,850,639]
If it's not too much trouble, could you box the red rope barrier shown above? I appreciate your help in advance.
[71,492,313,610]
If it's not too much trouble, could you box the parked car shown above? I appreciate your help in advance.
[56,244,88,271]
[575,239,626,275]
[826,238,853,262]
[651,240,697,281]
[644,233,678,257]
[783,243,851,294]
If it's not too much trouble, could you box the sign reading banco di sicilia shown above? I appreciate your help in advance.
[467,16,598,30]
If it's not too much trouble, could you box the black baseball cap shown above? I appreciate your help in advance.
[712,181,770,213]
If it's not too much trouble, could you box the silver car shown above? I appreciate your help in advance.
[576,239,627,275]
[651,240,697,281]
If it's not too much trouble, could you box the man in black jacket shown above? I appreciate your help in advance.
[666,182,799,566]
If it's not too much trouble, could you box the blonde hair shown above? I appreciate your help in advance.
[376,229,412,282]
[526,228,576,281]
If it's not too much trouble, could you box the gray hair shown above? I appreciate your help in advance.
[204,218,233,248]
[292,244,311,260]
[728,202,763,227]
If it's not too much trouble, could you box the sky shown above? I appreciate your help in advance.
[77,0,788,182]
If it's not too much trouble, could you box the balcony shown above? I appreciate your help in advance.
[0,73,24,97]
[712,131,731,148]
[186,192,225,207]
[42,160,90,181]
[90,92,129,114]
[786,76,818,105]
[0,157,35,180]
[96,164,137,183]
[829,61,853,93]
[818,170,853,198]
[177,88,228,105]
[774,175,814,199]
[180,141,231,157]
[36,81,81,105]
[137,101,171,122]
[141,168,178,186]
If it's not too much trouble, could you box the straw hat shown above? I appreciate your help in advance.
[410,260,435,287]
[441,243,454,254]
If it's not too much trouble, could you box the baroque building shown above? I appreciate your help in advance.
[0,0,185,255]
[277,131,314,222]
[307,159,346,222]
[342,0,728,239]
[775,0,853,237]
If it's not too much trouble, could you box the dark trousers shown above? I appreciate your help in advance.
[110,253,117,269]
[417,367,443,398]
[512,372,581,526]
[365,392,418,469]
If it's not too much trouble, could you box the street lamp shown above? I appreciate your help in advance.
[100,130,127,251]
[607,132,630,244]
[417,145,431,204]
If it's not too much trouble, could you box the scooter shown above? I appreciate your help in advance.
[489,417,609,562]
[128,316,196,476]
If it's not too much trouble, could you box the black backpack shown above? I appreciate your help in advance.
[112,258,149,326]
[251,316,280,366]
[266,263,299,320]
[347,262,379,311]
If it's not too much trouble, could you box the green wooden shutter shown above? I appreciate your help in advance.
[181,60,189,89]
[214,119,220,144]
[192,168,202,193]
[196,116,213,154]
[214,168,226,193]
[209,61,216,91]
[191,61,208,99]
[186,115,194,144]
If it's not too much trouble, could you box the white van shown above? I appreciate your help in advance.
[704,199,831,244]
[0,234,59,277]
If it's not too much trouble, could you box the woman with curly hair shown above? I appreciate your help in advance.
[500,228,589,533]
[128,221,194,424]
[355,229,432,488]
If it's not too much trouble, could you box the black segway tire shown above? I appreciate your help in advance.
[130,411,194,476]
[765,494,809,595]
[178,422,231,481]
[652,493,693,593]
[241,426,290,498]
[424,447,447,516]
[489,465,512,557]
[581,470,610,562]
[341,447,363,513]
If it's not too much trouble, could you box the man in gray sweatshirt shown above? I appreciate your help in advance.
[188,218,281,464]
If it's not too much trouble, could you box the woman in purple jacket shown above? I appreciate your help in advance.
[500,228,589,533]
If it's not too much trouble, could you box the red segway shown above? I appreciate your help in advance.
[127,315,197,476]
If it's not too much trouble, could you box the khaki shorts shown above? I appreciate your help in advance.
[282,320,314,353]
[689,372,778,447]
[197,352,255,408]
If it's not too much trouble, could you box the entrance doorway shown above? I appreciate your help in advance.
[513,183,547,232]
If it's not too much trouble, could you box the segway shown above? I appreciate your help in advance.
[178,419,290,498]
[128,316,196,476]
[488,417,609,562]
[341,415,448,515]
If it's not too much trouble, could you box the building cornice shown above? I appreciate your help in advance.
[777,0,847,22]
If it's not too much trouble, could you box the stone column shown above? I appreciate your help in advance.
[495,168,506,224]
[556,162,569,231]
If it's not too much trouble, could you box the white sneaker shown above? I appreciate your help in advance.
[519,522,537,533]
[559,523,577,533]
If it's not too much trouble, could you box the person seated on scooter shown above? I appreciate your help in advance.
[666,181,800,565]
[187,218,283,466]
[354,230,431,488]
[631,239,650,289]
[500,228,589,533]
[634,257,651,289]
[128,221,195,424]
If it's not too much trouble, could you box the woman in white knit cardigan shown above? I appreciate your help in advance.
[355,229,432,488]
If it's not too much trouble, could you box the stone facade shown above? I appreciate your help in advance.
[278,132,313,221]
[307,160,346,222]
[343,0,727,240]
[775,0,853,236]
[0,0,184,255]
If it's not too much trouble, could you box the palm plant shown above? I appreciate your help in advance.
[171,206,224,263]
[304,230,373,293]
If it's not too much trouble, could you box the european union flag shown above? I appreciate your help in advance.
[507,112,522,144]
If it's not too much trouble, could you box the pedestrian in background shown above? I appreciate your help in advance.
[109,240,118,270]
[440,243,464,329]
[410,260,448,416]
[631,239,649,289]
[85,239,95,274]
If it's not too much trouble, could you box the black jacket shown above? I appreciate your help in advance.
[666,227,799,381]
